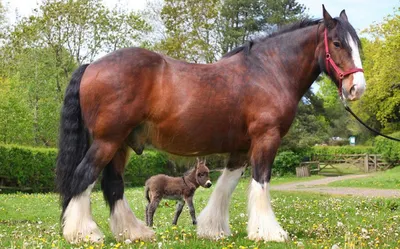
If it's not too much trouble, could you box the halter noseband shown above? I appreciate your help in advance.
[324,28,364,97]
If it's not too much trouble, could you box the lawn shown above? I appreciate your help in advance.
[328,166,400,189]
[1,176,400,249]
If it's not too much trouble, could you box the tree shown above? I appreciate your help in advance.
[1,0,151,146]
[353,8,400,134]
[219,0,306,54]
[157,0,220,63]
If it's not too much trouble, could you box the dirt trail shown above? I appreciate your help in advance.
[271,174,400,198]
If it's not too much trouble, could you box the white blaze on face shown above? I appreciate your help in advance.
[346,32,366,99]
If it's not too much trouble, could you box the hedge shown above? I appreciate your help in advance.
[374,132,400,165]
[0,144,170,192]
[0,145,57,192]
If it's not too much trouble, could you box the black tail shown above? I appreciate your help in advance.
[56,64,90,213]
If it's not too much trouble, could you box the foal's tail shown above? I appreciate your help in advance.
[56,64,90,213]
[145,183,150,203]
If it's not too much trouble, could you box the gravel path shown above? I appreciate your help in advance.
[271,174,400,198]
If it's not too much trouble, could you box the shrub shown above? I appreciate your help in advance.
[0,145,57,192]
[374,132,400,165]
[273,151,302,176]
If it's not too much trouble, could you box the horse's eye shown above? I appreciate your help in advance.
[333,41,341,48]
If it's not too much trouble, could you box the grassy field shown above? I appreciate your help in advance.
[1,176,400,249]
[329,166,400,189]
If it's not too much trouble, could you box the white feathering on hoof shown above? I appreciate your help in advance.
[110,197,155,242]
[62,183,104,243]
[197,167,245,239]
[247,179,288,242]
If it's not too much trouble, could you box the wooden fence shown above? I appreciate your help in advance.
[298,154,390,175]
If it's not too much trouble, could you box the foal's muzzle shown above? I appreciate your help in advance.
[205,180,212,188]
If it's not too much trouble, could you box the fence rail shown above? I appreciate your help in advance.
[300,154,391,174]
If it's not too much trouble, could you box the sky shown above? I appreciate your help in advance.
[4,0,398,33]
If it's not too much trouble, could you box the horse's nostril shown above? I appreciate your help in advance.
[350,84,356,96]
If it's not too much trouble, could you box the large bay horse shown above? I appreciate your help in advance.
[56,6,366,243]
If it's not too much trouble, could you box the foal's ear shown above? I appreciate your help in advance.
[322,4,335,29]
[196,157,200,167]
[339,9,348,22]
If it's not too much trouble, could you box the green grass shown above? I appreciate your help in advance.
[329,166,400,189]
[270,175,324,185]
[1,177,400,249]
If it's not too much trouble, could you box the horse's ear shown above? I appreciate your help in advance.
[322,4,335,29]
[339,9,348,22]
[196,157,200,167]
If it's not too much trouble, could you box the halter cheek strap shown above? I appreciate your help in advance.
[324,29,364,97]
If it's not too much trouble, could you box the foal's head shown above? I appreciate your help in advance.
[318,5,366,101]
[195,158,212,188]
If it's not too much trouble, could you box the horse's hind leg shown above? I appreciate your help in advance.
[62,140,120,243]
[197,153,247,239]
[101,146,154,242]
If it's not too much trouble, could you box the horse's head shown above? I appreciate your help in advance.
[195,158,212,188]
[319,5,366,101]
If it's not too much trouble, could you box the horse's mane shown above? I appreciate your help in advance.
[223,17,361,58]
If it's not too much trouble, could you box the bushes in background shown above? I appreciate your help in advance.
[0,145,57,192]
[273,151,302,176]
[374,132,400,165]
[0,144,170,192]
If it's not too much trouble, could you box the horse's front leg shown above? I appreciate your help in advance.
[247,128,288,242]
[197,153,247,239]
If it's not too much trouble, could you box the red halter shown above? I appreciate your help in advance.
[324,29,364,97]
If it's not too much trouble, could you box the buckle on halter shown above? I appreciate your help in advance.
[339,73,344,79]
[326,53,331,59]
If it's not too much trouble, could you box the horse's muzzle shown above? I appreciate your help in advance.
[205,180,212,188]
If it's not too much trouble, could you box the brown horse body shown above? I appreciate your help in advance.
[56,6,366,243]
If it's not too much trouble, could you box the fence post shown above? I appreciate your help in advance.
[364,154,369,173]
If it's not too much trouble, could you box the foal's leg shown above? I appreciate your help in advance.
[185,196,197,225]
[102,146,154,242]
[247,130,288,242]
[62,140,119,243]
[197,153,247,239]
[172,200,185,225]
[147,197,161,227]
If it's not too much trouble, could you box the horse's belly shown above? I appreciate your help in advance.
[146,122,250,156]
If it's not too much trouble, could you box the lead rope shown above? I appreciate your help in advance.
[340,97,400,142]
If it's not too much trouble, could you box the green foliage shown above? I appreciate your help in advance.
[311,146,376,156]
[157,0,220,63]
[219,0,306,54]
[352,8,400,133]
[273,151,302,176]
[124,150,170,187]
[374,132,400,165]
[0,144,57,192]
[0,144,171,192]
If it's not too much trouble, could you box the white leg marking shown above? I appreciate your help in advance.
[197,167,245,239]
[63,183,104,243]
[247,179,288,242]
[110,196,155,242]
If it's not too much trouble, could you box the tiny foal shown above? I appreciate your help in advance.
[145,158,212,226]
